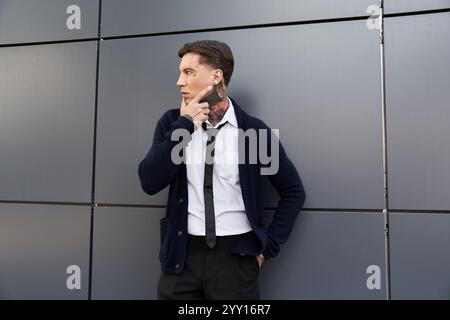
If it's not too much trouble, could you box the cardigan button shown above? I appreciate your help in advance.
[178,198,183,204]
[177,230,183,237]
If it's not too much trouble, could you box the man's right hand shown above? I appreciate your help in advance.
[180,86,213,127]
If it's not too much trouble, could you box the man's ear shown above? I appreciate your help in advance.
[213,69,224,84]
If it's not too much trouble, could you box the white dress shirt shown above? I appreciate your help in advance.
[185,98,252,236]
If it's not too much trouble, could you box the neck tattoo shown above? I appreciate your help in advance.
[208,98,229,127]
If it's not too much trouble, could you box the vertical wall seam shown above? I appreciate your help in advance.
[379,0,392,300]
[88,0,102,301]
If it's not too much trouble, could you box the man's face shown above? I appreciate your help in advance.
[176,53,216,105]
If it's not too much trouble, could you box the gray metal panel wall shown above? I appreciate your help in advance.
[0,204,90,299]
[91,207,163,299]
[227,21,383,209]
[0,0,99,45]
[96,20,383,209]
[95,37,177,205]
[0,42,97,203]
[386,13,450,210]
[385,0,450,13]
[260,211,386,299]
[390,213,450,299]
[101,0,375,37]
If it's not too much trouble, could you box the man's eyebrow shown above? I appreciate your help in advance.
[180,67,195,72]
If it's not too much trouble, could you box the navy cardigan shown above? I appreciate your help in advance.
[138,97,306,274]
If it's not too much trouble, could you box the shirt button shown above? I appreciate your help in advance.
[178,198,183,204]
[177,230,183,237]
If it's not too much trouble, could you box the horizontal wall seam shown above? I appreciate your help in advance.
[0,8,448,48]
[2,201,449,214]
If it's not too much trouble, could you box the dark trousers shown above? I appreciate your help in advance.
[157,233,260,300]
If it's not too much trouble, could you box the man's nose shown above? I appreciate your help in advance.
[176,75,185,87]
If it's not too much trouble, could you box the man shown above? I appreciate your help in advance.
[138,40,306,300]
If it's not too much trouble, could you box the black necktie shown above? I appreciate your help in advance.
[202,121,227,248]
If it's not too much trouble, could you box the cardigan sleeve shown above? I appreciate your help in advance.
[138,111,195,195]
[260,123,306,259]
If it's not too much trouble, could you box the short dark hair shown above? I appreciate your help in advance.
[178,40,234,86]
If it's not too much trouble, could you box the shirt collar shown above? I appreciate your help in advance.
[205,97,238,129]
